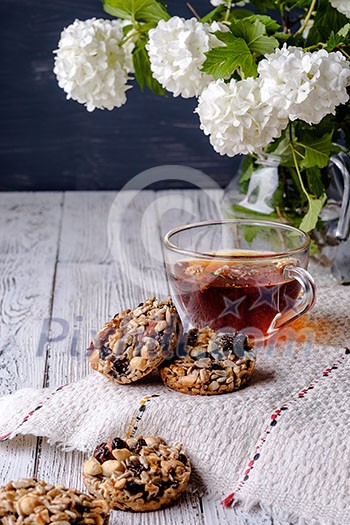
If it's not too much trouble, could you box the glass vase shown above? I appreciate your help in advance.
[223,152,350,283]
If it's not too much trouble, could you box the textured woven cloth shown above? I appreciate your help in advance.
[0,265,349,524]
[226,350,350,525]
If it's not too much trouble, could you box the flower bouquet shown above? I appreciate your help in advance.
[54,0,350,233]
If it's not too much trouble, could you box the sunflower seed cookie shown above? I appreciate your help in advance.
[160,327,256,395]
[0,477,109,524]
[88,296,181,384]
[83,435,191,512]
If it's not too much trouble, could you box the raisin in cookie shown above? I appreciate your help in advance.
[160,327,256,395]
[83,435,191,511]
[0,478,109,524]
[88,296,181,384]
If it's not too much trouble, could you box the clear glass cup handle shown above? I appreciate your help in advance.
[270,265,316,332]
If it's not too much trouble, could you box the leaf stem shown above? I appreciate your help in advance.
[289,142,310,205]
[293,146,305,160]
[304,43,325,51]
[224,0,232,22]
[341,48,350,60]
[120,30,139,46]
[295,0,317,37]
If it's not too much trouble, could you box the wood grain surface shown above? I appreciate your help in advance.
[0,190,273,525]
[0,0,239,191]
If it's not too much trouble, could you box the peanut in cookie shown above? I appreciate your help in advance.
[88,296,181,384]
[160,327,256,395]
[83,435,191,511]
[0,477,109,524]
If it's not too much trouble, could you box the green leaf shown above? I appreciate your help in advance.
[295,114,337,140]
[338,23,350,39]
[132,38,166,95]
[326,24,350,51]
[305,167,326,198]
[245,14,281,34]
[325,31,342,52]
[238,155,255,193]
[293,0,312,7]
[200,5,226,24]
[229,9,255,21]
[275,32,291,43]
[309,239,320,257]
[299,195,326,232]
[299,132,336,169]
[103,0,170,23]
[269,183,285,210]
[288,167,306,203]
[306,0,349,46]
[202,34,257,78]
[249,0,276,12]
[244,225,262,243]
[202,17,278,78]
[122,23,134,36]
[249,33,279,54]
[230,18,279,55]
[202,18,279,80]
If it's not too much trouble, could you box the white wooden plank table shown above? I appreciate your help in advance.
[0,190,272,525]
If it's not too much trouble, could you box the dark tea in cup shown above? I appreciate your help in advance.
[169,256,301,338]
[163,220,316,342]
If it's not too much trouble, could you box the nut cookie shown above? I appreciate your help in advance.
[0,477,109,524]
[160,327,256,395]
[83,435,191,511]
[88,296,181,384]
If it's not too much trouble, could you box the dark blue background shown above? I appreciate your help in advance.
[0,0,239,191]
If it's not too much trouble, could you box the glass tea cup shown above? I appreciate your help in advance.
[163,219,316,342]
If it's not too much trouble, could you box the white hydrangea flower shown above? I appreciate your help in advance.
[146,17,226,98]
[54,18,133,112]
[329,0,350,18]
[195,78,288,157]
[258,45,350,125]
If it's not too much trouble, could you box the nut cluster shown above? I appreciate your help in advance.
[83,435,191,511]
[0,478,109,525]
[160,327,256,395]
[88,296,181,384]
